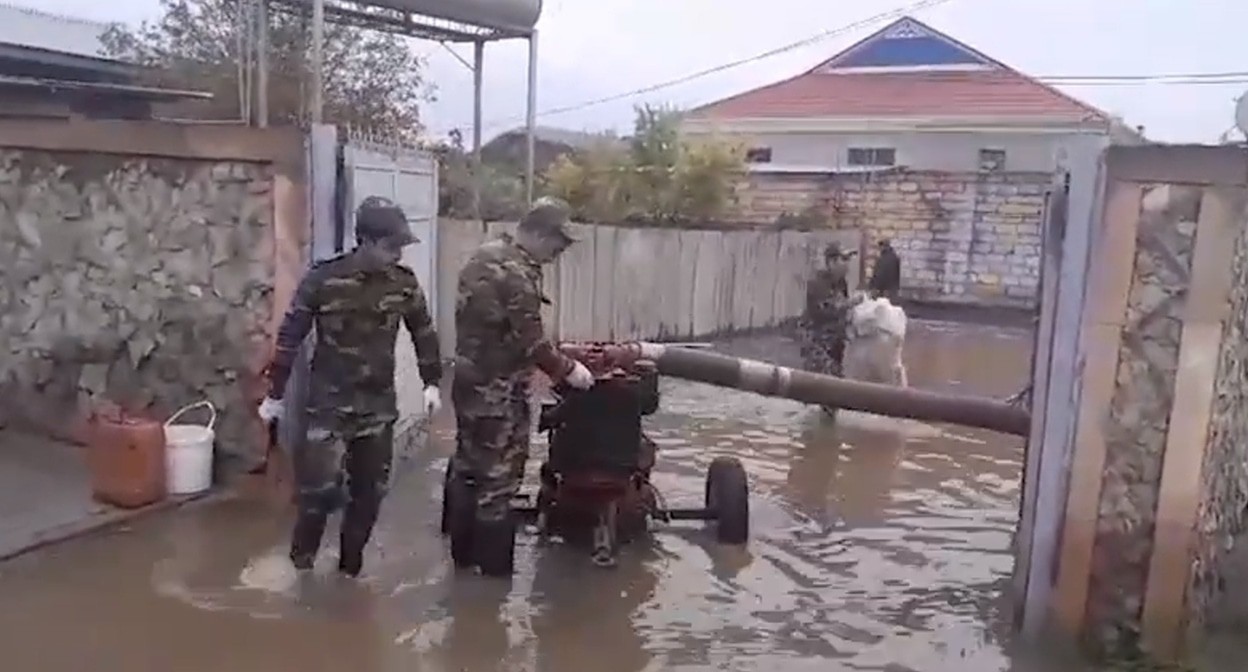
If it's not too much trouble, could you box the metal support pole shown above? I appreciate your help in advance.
[524,31,538,206]
[472,40,484,223]
[309,0,325,123]
[257,0,270,127]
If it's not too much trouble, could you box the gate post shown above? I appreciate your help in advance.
[1014,134,1104,641]
[277,124,339,457]
[1041,145,1248,661]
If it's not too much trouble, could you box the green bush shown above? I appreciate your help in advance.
[541,104,745,224]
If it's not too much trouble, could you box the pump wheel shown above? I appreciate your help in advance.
[705,456,749,545]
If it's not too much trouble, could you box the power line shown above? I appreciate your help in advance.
[429,0,955,135]
[432,71,1248,136]
[1038,71,1248,83]
[1040,71,1248,81]
[428,0,1248,138]
[1050,77,1248,87]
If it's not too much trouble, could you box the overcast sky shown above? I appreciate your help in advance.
[18,0,1248,143]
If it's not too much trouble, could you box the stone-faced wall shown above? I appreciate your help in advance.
[1045,146,1248,662]
[1082,184,1198,653]
[1188,196,1248,631]
[733,169,1051,307]
[0,149,275,459]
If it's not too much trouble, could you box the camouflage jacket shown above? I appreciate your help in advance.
[453,233,573,397]
[268,250,443,424]
[804,268,850,333]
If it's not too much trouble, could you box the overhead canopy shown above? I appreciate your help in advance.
[283,0,542,37]
[0,74,212,102]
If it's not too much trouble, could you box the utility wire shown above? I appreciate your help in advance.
[1050,76,1248,86]
[429,0,955,135]
[432,70,1248,136]
[1041,71,1248,81]
[428,0,1248,138]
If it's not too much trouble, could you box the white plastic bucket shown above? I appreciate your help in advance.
[164,400,217,496]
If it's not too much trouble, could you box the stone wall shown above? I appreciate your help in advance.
[0,121,307,463]
[733,169,1051,307]
[1083,184,1198,653]
[1188,195,1248,633]
[1042,145,1248,662]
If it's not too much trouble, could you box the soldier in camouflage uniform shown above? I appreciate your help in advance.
[259,196,443,578]
[451,197,594,576]
[799,242,855,378]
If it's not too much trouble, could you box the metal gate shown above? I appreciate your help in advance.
[340,137,441,456]
[340,139,439,312]
[281,128,442,465]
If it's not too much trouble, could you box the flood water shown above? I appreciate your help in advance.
[0,320,1038,672]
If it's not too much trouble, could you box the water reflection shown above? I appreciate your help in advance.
[432,579,513,672]
[530,543,660,672]
[788,416,910,527]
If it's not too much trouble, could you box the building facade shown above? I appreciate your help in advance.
[682,17,1141,307]
[683,16,1129,175]
[0,5,207,120]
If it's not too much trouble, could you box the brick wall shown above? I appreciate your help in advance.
[733,169,1052,307]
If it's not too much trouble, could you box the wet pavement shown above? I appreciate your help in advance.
[0,320,1039,672]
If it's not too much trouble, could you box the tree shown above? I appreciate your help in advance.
[102,0,432,141]
[674,134,747,221]
[429,129,529,221]
[541,103,746,224]
[544,139,635,223]
[628,104,681,219]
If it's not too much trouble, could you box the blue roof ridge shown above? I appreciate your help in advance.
[810,15,1004,74]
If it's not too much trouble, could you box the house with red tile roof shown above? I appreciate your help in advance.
[683,16,1128,174]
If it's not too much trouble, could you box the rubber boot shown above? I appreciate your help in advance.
[338,527,368,578]
[448,477,478,570]
[289,511,328,571]
[473,518,517,578]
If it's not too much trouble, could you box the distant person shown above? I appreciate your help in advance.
[800,242,855,379]
[868,238,901,303]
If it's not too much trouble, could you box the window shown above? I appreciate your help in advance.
[745,147,772,163]
[847,147,896,167]
[979,148,1006,172]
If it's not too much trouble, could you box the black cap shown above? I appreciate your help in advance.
[356,196,416,246]
[519,197,577,242]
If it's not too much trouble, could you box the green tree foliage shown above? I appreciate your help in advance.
[542,104,746,224]
[102,0,431,141]
[430,129,528,221]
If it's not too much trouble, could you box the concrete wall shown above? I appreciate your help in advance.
[1044,145,1248,661]
[734,169,1050,308]
[0,119,308,462]
[434,220,861,356]
[686,130,1102,173]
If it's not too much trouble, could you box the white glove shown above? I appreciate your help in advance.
[564,361,594,390]
[422,385,442,416]
[258,397,285,423]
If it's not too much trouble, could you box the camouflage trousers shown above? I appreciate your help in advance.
[452,388,531,524]
[798,323,846,377]
[290,416,394,567]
